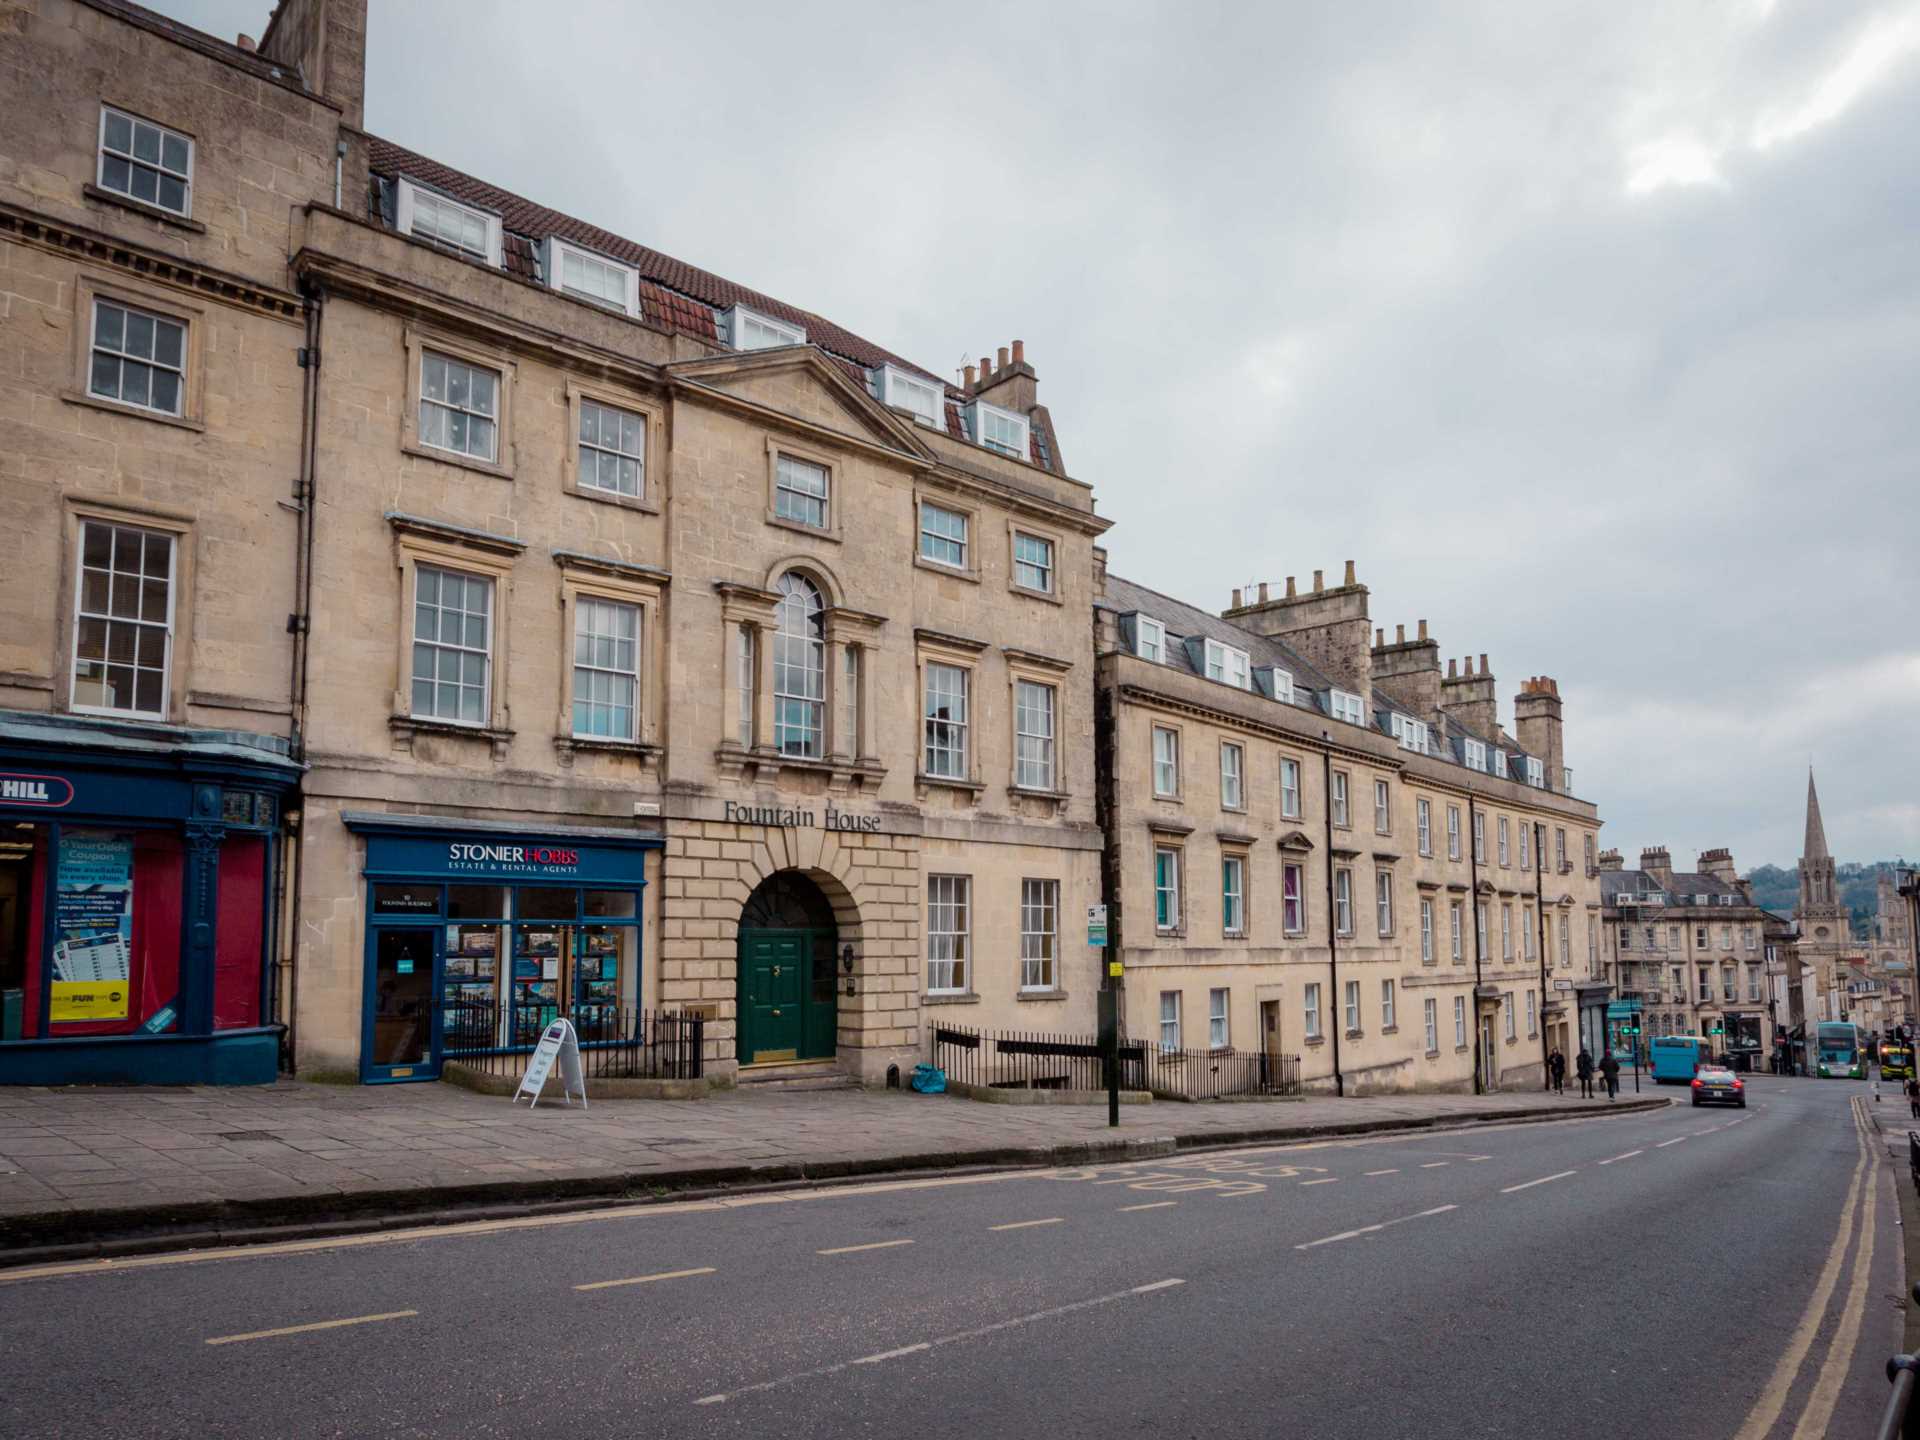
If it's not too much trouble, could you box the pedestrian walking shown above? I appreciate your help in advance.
[1548,1048,1566,1096]
[1906,1076,1919,1120]
[1600,1051,1620,1101]
[1576,1046,1595,1099]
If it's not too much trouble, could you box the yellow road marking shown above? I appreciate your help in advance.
[205,1309,417,1346]
[574,1266,716,1291]
[816,1240,914,1256]
[1298,1178,1340,1186]
[1363,1169,1400,1176]
[990,1217,1063,1231]
[1790,1099,1882,1439]
[1120,1201,1178,1212]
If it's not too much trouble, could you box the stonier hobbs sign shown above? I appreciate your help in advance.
[722,800,882,834]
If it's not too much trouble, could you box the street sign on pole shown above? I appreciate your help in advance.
[1087,904,1108,947]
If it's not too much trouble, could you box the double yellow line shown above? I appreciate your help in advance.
[1732,1095,1881,1439]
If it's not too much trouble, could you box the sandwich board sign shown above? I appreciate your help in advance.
[515,1017,587,1109]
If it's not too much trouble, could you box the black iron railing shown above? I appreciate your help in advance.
[1145,1046,1302,1100]
[437,1002,704,1081]
[1877,1286,1920,1440]
[930,1023,1150,1092]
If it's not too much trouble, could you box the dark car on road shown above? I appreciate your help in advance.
[1691,1065,1746,1108]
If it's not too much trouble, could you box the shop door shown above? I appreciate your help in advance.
[368,927,440,1082]
[1261,1000,1283,1088]
[740,930,807,1064]
[1480,1015,1498,1092]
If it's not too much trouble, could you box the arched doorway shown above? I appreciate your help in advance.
[737,871,838,1066]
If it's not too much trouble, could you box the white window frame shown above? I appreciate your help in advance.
[1421,898,1435,963]
[1501,904,1513,961]
[1344,979,1361,1034]
[1134,616,1165,662]
[1447,805,1462,860]
[1220,742,1244,811]
[1559,914,1571,969]
[1283,862,1305,935]
[1463,738,1487,772]
[1417,798,1432,856]
[1154,846,1182,932]
[1332,771,1350,827]
[1270,668,1295,704]
[1504,993,1517,1042]
[1222,854,1246,937]
[1305,982,1323,1041]
[1498,816,1511,866]
[409,564,494,727]
[1451,902,1464,962]
[918,500,969,569]
[774,452,830,530]
[923,661,970,779]
[1152,726,1180,798]
[926,875,970,995]
[396,178,502,266]
[576,396,646,500]
[1280,758,1301,818]
[1204,639,1251,690]
[1329,689,1365,725]
[1376,870,1394,937]
[548,237,640,316]
[1374,778,1391,834]
[1519,822,1531,871]
[1209,988,1230,1050]
[69,519,176,719]
[88,298,187,418]
[1473,811,1486,863]
[1011,531,1056,594]
[1020,878,1058,992]
[969,398,1029,459]
[1381,978,1397,1031]
[729,303,805,351]
[1424,997,1439,1053]
[570,596,639,741]
[418,349,500,463]
[1523,905,1536,960]
[1393,714,1431,753]
[1335,868,1354,938]
[1013,679,1056,790]
[1526,756,1545,788]
[1160,990,1183,1053]
[1491,750,1507,780]
[97,105,194,217]
[880,364,943,427]
[1526,989,1537,1036]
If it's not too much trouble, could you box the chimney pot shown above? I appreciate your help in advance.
[1312,569,1324,593]
[1257,581,1269,602]
[962,364,975,387]
[1375,628,1385,648]
[1479,652,1489,672]
[1395,623,1406,644]
[1417,619,1428,641]
[1011,339,1025,365]
[1232,588,1244,609]
[237,32,257,49]
[980,355,993,380]
[1286,576,1297,598]
[1344,559,1357,586]
[997,345,1009,371]
[1447,658,1458,678]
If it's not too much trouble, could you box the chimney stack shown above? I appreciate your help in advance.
[259,0,368,131]
[1372,613,1443,721]
[1224,559,1373,709]
[970,339,1040,418]
[1639,846,1673,885]
[1441,650,1498,739]
[1513,674,1565,792]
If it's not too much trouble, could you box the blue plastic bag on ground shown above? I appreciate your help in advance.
[910,1063,946,1094]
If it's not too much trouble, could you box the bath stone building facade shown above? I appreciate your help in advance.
[1597,847,1775,1062]
[1795,771,1852,1026]
[1092,561,1606,1095]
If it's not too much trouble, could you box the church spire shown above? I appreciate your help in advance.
[1804,769,1831,864]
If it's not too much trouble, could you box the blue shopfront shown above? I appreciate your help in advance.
[345,815,660,1083]
[0,712,300,1086]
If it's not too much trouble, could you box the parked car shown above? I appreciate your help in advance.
[1691,1065,1746,1108]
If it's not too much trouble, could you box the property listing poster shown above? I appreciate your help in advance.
[52,829,134,1022]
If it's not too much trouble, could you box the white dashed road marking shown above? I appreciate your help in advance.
[1501,1171,1577,1194]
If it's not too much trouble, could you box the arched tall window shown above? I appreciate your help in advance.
[773,572,825,757]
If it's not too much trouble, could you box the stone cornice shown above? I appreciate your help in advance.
[552,549,670,585]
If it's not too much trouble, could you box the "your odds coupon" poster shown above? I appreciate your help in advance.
[52,830,134,1022]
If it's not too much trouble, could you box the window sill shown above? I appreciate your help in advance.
[82,183,207,234]
[1223,931,1248,943]
[1426,1048,1442,1059]
[765,513,842,544]
[1009,581,1063,607]
[1380,1026,1399,1036]
[922,991,981,1006]
[1154,928,1188,941]
[913,554,980,585]
[1304,1035,1326,1047]
[402,437,514,483]
[553,734,661,769]
[1346,1029,1364,1040]
[1009,784,1069,802]
[565,479,660,515]
[61,388,204,433]
[390,713,514,760]
[1016,989,1068,1002]
[917,772,985,794]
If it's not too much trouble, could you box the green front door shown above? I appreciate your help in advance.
[739,928,835,1064]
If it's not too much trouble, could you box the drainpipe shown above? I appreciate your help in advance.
[1536,821,1549,1088]
[1469,797,1484,1095]
[1322,735,1343,1098]
[279,279,324,1071]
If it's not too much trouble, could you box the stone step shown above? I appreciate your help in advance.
[736,1060,860,1092]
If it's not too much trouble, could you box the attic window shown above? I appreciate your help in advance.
[549,238,638,316]
[1392,715,1430,754]
[396,179,501,266]
[880,365,943,428]
[1525,756,1545,788]
[1491,750,1506,779]
[1204,640,1251,690]
[730,305,805,351]
[1134,616,1165,662]
[969,400,1029,459]
[1329,689,1365,726]
[1462,738,1487,771]
[1270,668,1294,704]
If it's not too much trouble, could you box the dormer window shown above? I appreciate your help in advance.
[729,304,805,351]
[1462,738,1487,772]
[396,179,502,266]
[1329,689,1365,726]
[1491,750,1506,779]
[549,238,639,316]
[1392,715,1430,754]
[1134,616,1165,662]
[1204,639,1251,690]
[1268,668,1294,704]
[880,365,943,428]
[969,400,1029,459]
[1525,756,1545,788]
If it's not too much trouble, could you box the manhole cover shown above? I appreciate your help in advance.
[217,1131,279,1143]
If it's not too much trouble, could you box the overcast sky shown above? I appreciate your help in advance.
[181,0,1920,871]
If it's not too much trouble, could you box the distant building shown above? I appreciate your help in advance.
[1795,771,1853,1026]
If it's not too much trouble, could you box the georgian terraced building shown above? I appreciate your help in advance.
[1,0,1109,1087]
[1092,562,1607,1094]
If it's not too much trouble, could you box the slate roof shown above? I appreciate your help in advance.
[362,137,1062,473]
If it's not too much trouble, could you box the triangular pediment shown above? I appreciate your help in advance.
[667,347,933,458]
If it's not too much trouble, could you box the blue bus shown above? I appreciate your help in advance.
[1816,1022,1867,1079]
[1649,1034,1713,1084]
